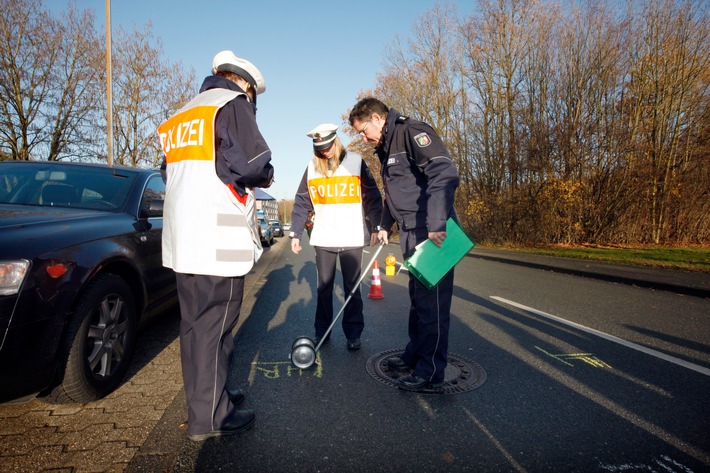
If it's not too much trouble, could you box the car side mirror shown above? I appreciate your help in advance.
[140,198,164,218]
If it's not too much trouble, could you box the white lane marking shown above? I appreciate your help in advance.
[491,296,710,377]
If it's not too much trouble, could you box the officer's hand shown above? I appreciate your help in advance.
[370,232,379,246]
[377,229,389,245]
[291,238,301,254]
[428,231,446,248]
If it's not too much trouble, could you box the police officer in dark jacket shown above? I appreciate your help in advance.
[349,97,459,392]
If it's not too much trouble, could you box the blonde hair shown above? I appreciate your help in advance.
[312,137,345,176]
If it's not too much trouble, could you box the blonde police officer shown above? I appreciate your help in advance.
[290,123,382,351]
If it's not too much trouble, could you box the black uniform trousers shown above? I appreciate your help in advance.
[399,227,454,384]
[314,246,364,340]
[175,272,244,436]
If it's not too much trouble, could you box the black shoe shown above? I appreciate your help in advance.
[188,409,256,442]
[396,373,444,393]
[182,388,246,428]
[226,387,246,406]
[387,356,413,372]
[347,338,361,351]
[313,334,330,346]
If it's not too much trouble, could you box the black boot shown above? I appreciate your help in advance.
[226,387,246,406]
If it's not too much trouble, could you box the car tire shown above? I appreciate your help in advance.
[48,274,137,403]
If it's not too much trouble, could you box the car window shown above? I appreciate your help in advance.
[0,163,138,210]
[137,175,165,218]
[142,175,165,205]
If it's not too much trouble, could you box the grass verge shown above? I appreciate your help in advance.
[481,245,710,273]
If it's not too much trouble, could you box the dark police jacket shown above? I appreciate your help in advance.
[375,109,459,233]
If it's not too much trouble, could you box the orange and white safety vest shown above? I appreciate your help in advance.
[307,152,365,247]
[157,88,262,276]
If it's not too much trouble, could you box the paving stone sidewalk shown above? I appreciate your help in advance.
[0,315,183,473]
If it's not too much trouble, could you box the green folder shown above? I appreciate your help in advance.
[403,218,475,290]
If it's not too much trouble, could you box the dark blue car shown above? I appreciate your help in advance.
[0,161,177,403]
[258,215,274,247]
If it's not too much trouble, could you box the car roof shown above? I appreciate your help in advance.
[0,160,158,175]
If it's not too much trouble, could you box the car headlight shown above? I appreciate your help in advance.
[0,260,30,296]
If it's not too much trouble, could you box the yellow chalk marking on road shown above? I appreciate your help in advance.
[252,354,323,379]
[494,296,710,377]
[535,346,612,369]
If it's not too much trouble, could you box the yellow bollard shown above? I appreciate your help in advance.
[385,253,396,276]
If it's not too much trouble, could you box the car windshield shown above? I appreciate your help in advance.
[0,162,138,211]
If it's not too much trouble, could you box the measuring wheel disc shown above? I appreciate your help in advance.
[290,337,316,369]
[291,336,314,350]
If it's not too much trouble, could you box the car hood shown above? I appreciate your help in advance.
[0,204,136,258]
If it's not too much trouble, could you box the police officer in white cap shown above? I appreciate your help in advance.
[290,123,383,351]
[158,50,274,441]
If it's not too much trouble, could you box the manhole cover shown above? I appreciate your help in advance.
[366,349,487,394]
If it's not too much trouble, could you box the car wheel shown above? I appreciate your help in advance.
[48,274,137,403]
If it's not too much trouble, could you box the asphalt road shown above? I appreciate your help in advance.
[164,239,710,472]
[2,235,706,472]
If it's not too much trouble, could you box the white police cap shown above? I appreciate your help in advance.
[307,123,339,151]
[212,50,266,95]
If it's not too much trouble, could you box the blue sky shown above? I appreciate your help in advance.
[57,0,472,203]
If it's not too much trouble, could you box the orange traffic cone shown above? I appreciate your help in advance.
[367,260,384,299]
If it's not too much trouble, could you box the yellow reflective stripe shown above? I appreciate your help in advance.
[158,105,218,163]
[307,175,362,204]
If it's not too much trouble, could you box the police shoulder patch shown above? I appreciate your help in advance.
[414,132,431,147]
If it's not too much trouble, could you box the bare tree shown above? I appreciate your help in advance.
[46,5,103,161]
[378,3,461,137]
[345,4,463,194]
[366,0,710,245]
[0,0,49,160]
[0,1,196,168]
[459,0,545,240]
[1,1,52,159]
[617,0,708,243]
[0,0,101,161]
[105,23,196,168]
[539,0,632,244]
